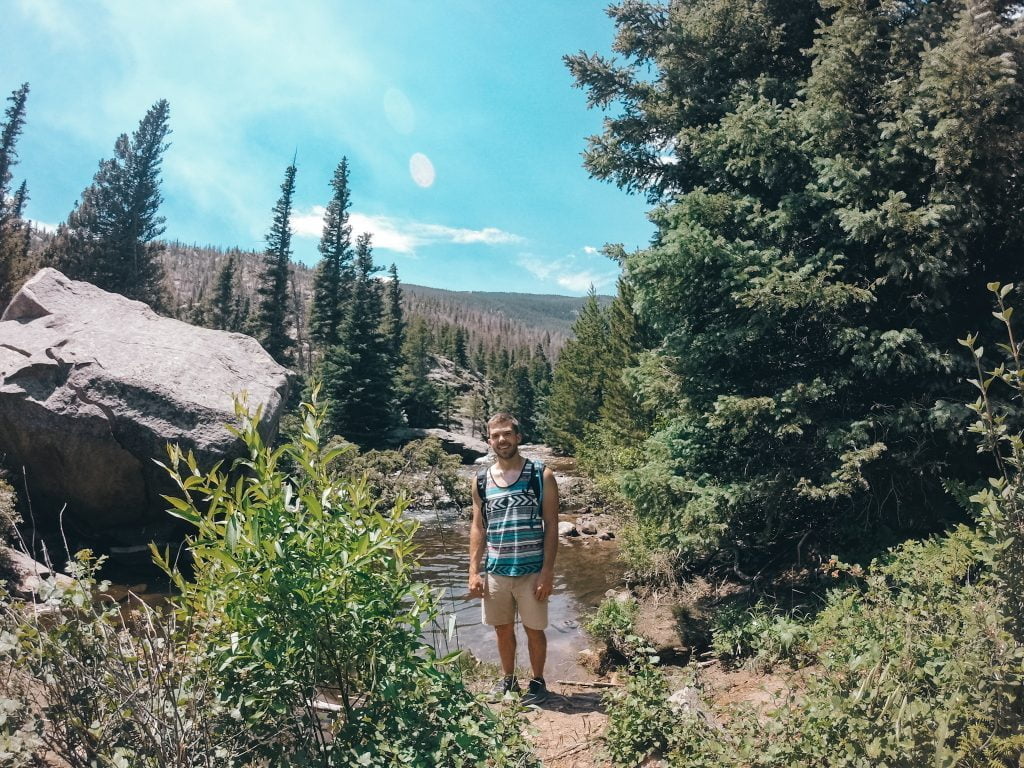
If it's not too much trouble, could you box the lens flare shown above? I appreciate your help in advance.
[409,153,435,188]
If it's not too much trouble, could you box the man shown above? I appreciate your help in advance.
[469,412,559,705]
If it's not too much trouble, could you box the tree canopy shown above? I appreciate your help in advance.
[566,0,1024,569]
[45,99,171,309]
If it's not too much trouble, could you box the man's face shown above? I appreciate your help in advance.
[487,422,521,459]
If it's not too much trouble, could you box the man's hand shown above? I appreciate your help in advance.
[468,572,486,598]
[534,569,554,602]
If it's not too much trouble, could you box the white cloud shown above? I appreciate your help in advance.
[516,252,618,294]
[583,245,598,255]
[290,207,522,255]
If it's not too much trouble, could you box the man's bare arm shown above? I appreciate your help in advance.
[535,466,559,601]
[468,479,486,597]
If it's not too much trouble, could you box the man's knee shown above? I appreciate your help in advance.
[494,623,515,637]
[523,626,546,641]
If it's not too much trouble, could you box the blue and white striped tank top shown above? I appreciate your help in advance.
[483,459,546,576]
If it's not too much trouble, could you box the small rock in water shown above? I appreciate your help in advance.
[558,521,578,537]
[578,518,598,535]
[599,530,615,540]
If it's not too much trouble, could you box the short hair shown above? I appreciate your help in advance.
[487,412,521,435]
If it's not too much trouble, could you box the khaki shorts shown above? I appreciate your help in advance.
[482,572,549,630]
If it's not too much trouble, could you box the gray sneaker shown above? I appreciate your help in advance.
[521,677,549,706]
[488,675,519,701]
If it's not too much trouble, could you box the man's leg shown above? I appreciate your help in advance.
[524,626,547,679]
[494,623,517,677]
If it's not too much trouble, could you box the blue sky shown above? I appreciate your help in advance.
[1,1,654,295]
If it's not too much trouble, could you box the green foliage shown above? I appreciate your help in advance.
[309,157,353,350]
[327,436,471,511]
[1,551,243,767]
[603,662,675,767]
[0,472,18,546]
[44,99,171,309]
[586,596,640,656]
[542,289,611,453]
[1,394,537,766]
[961,281,1024,643]
[708,601,810,669]
[398,316,442,427]
[602,284,1024,767]
[604,530,1024,767]
[153,391,532,765]
[321,233,396,443]
[0,82,31,310]
[256,161,298,366]
[568,0,1024,570]
[207,254,248,332]
[384,263,405,367]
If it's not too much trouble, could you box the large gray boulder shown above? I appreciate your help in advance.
[0,268,290,539]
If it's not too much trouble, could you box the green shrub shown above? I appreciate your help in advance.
[0,472,19,546]
[601,284,1024,767]
[155,392,537,766]
[603,661,675,767]
[1,392,538,767]
[709,601,811,669]
[1,551,242,767]
[586,596,641,658]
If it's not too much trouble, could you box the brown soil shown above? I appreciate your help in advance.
[524,685,611,767]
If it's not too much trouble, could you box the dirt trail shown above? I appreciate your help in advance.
[523,684,611,767]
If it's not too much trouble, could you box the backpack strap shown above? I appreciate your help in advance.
[530,459,545,508]
[476,466,489,523]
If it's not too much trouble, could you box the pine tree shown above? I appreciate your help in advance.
[596,277,652,445]
[541,289,611,453]
[398,316,441,427]
[495,362,536,437]
[45,99,171,309]
[309,157,352,349]
[383,263,405,368]
[208,255,242,331]
[256,162,297,366]
[453,326,468,368]
[322,233,394,442]
[568,0,1024,568]
[0,83,30,309]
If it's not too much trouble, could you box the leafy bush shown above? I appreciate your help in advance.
[709,601,810,669]
[603,661,675,767]
[586,596,642,659]
[604,529,1024,767]
[1,551,241,767]
[155,393,536,766]
[602,283,1024,767]
[344,437,471,510]
[1,393,537,767]
[0,472,19,546]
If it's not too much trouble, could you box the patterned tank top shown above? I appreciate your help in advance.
[483,459,546,576]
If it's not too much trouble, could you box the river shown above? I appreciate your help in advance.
[410,505,625,680]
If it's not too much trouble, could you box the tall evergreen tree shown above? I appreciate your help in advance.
[541,289,611,453]
[0,83,30,309]
[208,255,244,331]
[383,262,405,368]
[45,99,171,309]
[398,316,442,427]
[322,233,394,442]
[309,157,352,349]
[568,0,1024,568]
[256,162,297,366]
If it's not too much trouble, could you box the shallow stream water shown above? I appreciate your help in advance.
[410,506,625,680]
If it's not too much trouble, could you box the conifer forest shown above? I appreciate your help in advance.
[5,1,1024,766]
